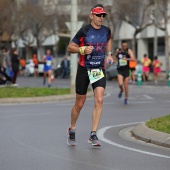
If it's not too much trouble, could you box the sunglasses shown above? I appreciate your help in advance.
[95,14,106,18]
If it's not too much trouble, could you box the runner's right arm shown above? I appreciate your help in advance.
[67,41,93,55]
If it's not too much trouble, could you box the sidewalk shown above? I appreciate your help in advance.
[0,91,94,104]
[132,123,170,148]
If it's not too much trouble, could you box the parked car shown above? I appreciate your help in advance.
[54,62,70,78]
[25,60,44,76]
[38,62,44,75]
[54,64,62,78]
[106,64,118,80]
[25,59,34,76]
[105,61,143,81]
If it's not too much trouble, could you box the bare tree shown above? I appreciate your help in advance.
[153,0,170,73]
[16,1,58,59]
[113,0,154,56]
[0,0,17,47]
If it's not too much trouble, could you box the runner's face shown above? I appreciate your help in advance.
[47,50,51,55]
[91,14,105,27]
[121,43,127,51]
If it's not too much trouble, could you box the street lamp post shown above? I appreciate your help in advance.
[70,0,78,94]
[154,0,158,57]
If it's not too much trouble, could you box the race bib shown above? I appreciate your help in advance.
[119,59,127,66]
[155,63,160,68]
[87,69,104,84]
[46,60,52,66]
[144,61,149,67]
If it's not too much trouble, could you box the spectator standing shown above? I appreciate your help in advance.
[20,58,26,76]
[129,60,137,84]
[0,48,3,70]
[11,49,20,85]
[32,54,39,77]
[61,56,69,78]
[152,56,162,85]
[4,48,11,77]
[141,54,151,82]
[0,48,12,84]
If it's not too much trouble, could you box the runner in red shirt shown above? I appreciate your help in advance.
[152,56,162,85]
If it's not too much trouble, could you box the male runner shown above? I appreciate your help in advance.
[113,40,136,105]
[67,4,113,146]
[42,49,53,87]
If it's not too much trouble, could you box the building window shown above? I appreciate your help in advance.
[157,37,165,56]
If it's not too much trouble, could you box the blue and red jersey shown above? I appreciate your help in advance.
[72,24,111,69]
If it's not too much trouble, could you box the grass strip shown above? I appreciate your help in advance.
[146,114,170,134]
[0,87,70,98]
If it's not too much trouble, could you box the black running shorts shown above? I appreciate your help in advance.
[117,69,130,78]
[130,67,136,71]
[76,65,106,95]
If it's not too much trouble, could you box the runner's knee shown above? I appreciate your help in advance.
[95,96,103,107]
[75,102,84,112]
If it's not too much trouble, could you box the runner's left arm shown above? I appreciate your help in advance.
[106,38,114,64]
[128,49,136,61]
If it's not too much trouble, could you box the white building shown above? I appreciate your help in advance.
[114,22,167,71]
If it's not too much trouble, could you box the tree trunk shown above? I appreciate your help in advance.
[37,46,44,60]
[132,33,137,56]
[25,45,32,59]
[37,39,44,60]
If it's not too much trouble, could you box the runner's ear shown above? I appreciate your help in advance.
[89,13,93,20]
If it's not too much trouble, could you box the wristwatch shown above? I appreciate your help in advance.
[107,52,112,56]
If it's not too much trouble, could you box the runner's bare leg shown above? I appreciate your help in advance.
[92,87,104,131]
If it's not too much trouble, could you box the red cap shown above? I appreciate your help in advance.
[91,7,107,15]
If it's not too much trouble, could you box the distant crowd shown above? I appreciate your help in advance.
[0,47,39,86]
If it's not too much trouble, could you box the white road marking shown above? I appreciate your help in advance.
[129,101,155,104]
[143,95,154,100]
[98,122,170,159]
[129,95,154,100]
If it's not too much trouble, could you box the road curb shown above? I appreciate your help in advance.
[0,91,94,104]
[132,122,170,148]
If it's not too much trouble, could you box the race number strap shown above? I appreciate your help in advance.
[119,59,127,66]
[46,60,52,66]
[144,61,149,67]
[87,69,104,84]
[155,62,160,68]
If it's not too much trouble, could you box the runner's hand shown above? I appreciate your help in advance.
[85,46,94,54]
[106,56,114,66]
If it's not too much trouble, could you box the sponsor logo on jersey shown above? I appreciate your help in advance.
[90,61,101,65]
[118,54,123,58]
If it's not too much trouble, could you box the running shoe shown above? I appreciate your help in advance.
[88,132,101,147]
[48,84,51,88]
[124,99,128,105]
[67,128,77,146]
[118,91,123,98]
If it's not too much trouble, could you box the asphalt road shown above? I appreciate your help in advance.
[0,77,170,170]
